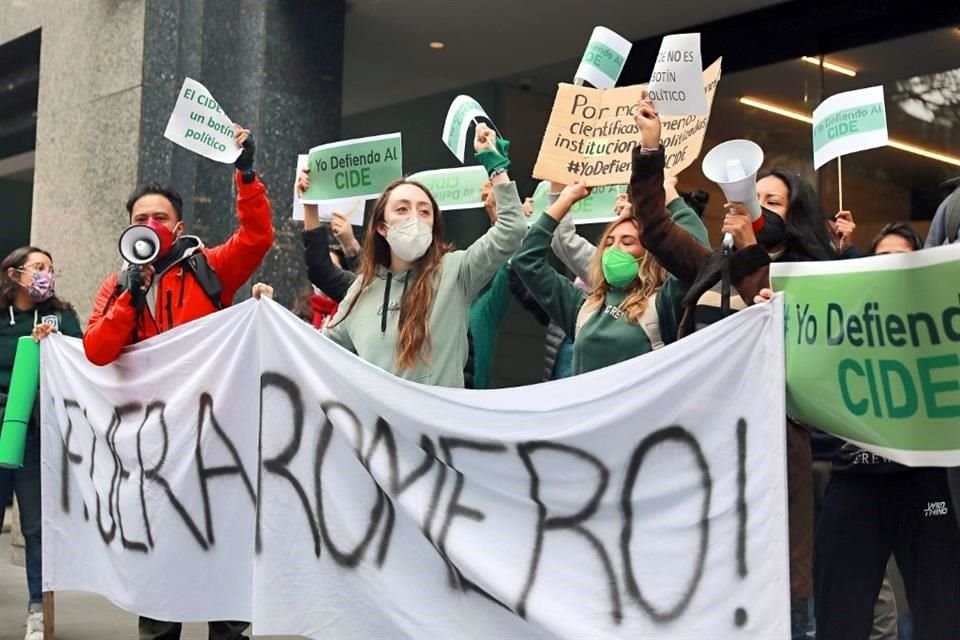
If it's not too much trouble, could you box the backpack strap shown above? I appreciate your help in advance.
[186,252,225,310]
[574,293,664,350]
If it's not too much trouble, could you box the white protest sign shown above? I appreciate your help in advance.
[574,26,632,89]
[442,95,495,163]
[163,78,242,163]
[408,166,488,211]
[813,85,888,169]
[42,299,790,639]
[292,154,307,221]
[293,153,365,225]
[647,34,708,116]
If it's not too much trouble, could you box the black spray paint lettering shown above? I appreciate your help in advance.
[516,441,622,624]
[620,426,711,623]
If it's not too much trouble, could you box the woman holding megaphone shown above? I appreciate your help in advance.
[0,246,81,639]
[630,96,837,638]
[323,123,525,387]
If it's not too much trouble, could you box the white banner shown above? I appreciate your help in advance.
[442,95,495,163]
[41,299,790,639]
[574,26,632,89]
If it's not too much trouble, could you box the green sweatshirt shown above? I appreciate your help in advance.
[1,302,83,393]
[326,181,525,388]
[468,263,511,389]
[511,198,708,375]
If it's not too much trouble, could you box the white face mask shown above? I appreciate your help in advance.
[385,217,433,262]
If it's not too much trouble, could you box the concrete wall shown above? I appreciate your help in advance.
[0,0,146,320]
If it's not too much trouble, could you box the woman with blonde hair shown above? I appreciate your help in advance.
[511,176,708,375]
[324,124,525,387]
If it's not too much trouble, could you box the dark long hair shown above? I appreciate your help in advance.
[332,179,452,370]
[0,246,73,313]
[759,168,836,261]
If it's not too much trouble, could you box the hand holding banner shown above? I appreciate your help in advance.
[574,26,632,89]
[293,154,365,224]
[647,34,708,116]
[302,133,402,204]
[163,78,242,163]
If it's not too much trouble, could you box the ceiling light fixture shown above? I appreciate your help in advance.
[801,56,858,77]
[738,96,960,168]
[429,41,445,50]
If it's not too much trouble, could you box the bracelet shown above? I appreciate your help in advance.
[489,167,508,179]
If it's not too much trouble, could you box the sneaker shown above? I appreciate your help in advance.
[24,609,43,640]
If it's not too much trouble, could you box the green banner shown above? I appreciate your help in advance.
[771,246,960,465]
[531,181,626,226]
[303,133,402,202]
[408,166,487,211]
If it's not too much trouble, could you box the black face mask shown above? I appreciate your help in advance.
[755,207,787,250]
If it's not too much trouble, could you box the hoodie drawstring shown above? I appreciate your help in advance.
[8,307,38,327]
[380,273,392,334]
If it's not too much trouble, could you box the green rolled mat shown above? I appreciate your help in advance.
[0,336,41,469]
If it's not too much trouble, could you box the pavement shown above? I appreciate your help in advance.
[1,532,301,640]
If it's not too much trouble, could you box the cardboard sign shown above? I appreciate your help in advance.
[534,58,722,187]
[574,26,632,89]
[647,33,708,116]
[163,78,242,163]
[813,86,888,169]
[302,133,402,203]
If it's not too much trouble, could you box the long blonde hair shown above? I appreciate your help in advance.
[331,180,451,370]
[581,217,668,324]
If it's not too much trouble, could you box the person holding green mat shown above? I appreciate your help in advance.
[0,245,82,640]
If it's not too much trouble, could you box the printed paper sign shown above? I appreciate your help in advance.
[647,33,708,116]
[574,26,632,89]
[812,85,888,169]
[293,154,364,225]
[41,298,790,638]
[163,78,242,163]
[408,166,488,211]
[442,95,495,163]
[531,181,626,225]
[534,58,722,187]
[771,244,960,466]
[302,133,402,203]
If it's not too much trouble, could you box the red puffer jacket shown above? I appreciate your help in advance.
[84,172,274,365]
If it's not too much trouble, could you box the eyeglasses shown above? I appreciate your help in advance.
[18,264,55,276]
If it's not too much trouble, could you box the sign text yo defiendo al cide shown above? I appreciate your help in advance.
[303,133,403,203]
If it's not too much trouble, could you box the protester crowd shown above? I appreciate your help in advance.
[1,90,959,640]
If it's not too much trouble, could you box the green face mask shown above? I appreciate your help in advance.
[601,246,639,289]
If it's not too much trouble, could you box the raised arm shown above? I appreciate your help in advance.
[296,167,357,302]
[458,124,526,299]
[548,185,596,285]
[511,183,591,337]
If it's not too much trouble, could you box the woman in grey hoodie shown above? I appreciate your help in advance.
[323,124,525,387]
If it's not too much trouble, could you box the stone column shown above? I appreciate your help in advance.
[137,0,346,309]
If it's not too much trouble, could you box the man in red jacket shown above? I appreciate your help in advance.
[84,126,274,368]
[83,126,272,640]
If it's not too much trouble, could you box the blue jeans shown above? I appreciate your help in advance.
[0,424,42,605]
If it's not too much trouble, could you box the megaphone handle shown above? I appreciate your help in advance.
[722,232,734,250]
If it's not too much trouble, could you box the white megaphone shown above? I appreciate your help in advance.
[701,140,764,250]
[118,224,161,265]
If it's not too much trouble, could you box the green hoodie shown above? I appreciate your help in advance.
[326,181,525,387]
[511,198,708,375]
[1,302,83,393]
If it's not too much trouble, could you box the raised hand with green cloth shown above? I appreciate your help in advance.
[0,245,82,635]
